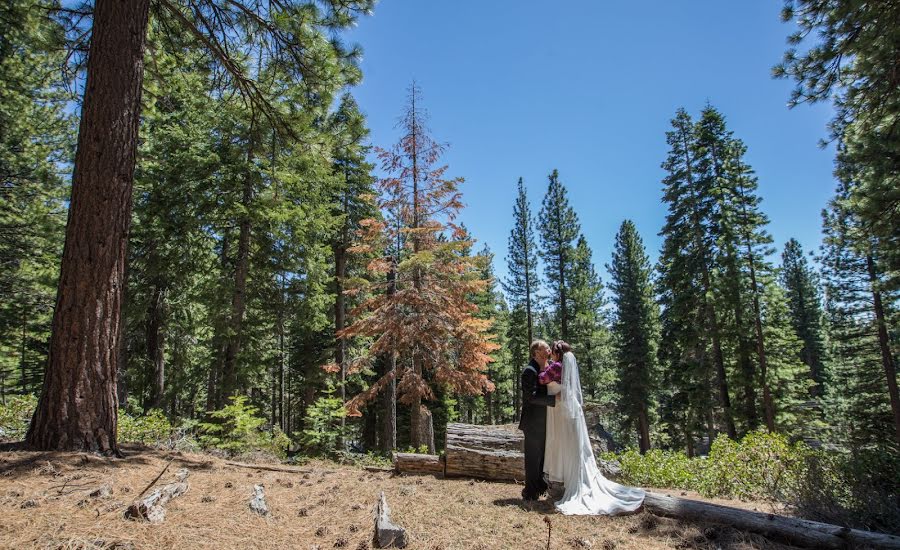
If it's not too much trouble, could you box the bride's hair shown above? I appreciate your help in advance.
[552,340,572,357]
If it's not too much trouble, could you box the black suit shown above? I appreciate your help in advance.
[518,358,556,499]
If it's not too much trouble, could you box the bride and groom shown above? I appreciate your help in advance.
[518,339,645,515]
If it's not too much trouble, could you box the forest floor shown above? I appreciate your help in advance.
[0,446,801,550]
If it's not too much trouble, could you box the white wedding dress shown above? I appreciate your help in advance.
[543,352,645,515]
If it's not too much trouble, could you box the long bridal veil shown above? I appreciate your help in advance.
[552,351,645,515]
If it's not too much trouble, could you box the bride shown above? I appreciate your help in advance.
[543,341,645,515]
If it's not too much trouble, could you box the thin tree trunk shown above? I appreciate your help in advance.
[19,303,27,392]
[278,273,285,431]
[206,235,230,412]
[747,254,775,431]
[146,275,166,410]
[866,253,900,446]
[334,188,349,448]
[638,407,651,454]
[220,121,256,405]
[703,268,737,439]
[408,92,425,450]
[26,0,150,453]
[381,264,398,453]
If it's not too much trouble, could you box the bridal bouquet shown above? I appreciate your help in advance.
[539,361,562,385]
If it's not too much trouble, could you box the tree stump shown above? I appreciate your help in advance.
[374,491,406,548]
[249,484,269,516]
[443,423,524,482]
[418,406,435,454]
[124,469,189,523]
[393,453,444,476]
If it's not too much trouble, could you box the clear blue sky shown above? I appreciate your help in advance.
[345,0,837,286]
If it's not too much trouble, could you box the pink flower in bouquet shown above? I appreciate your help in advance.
[539,361,562,385]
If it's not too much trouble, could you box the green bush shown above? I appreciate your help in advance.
[299,390,348,456]
[791,449,900,534]
[117,409,176,446]
[0,394,38,441]
[199,396,290,459]
[698,431,809,501]
[605,448,702,489]
[607,430,899,534]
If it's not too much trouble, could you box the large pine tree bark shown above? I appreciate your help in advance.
[26,0,151,452]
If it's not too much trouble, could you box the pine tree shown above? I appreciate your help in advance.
[503,178,540,347]
[340,84,496,450]
[0,0,73,399]
[657,108,736,449]
[776,1,900,289]
[821,184,899,450]
[538,169,580,341]
[327,93,376,444]
[760,280,816,437]
[780,238,827,397]
[608,220,659,453]
[29,0,374,452]
[568,235,609,400]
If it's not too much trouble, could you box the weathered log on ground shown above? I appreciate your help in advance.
[224,461,312,474]
[443,423,524,482]
[644,492,900,549]
[374,491,406,548]
[393,452,444,476]
[124,469,189,523]
[249,484,269,516]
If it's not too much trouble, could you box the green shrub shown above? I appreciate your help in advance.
[199,396,289,459]
[299,390,348,456]
[605,448,702,490]
[117,409,176,446]
[698,431,809,501]
[607,431,899,534]
[791,449,900,534]
[0,394,38,441]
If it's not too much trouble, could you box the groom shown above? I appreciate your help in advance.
[518,339,557,501]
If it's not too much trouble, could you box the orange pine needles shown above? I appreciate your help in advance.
[338,84,497,423]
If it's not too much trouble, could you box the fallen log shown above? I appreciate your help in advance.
[393,453,444,477]
[374,491,406,548]
[443,423,524,482]
[224,461,312,474]
[124,469,189,523]
[249,484,269,516]
[644,492,900,550]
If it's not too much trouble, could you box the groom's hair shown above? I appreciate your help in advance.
[529,339,549,358]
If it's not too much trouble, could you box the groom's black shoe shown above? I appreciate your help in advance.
[521,488,539,501]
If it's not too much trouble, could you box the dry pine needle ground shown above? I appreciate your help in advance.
[0,446,800,550]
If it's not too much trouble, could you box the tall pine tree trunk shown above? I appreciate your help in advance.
[220,125,256,405]
[146,276,166,410]
[334,192,349,447]
[747,253,775,431]
[26,0,150,452]
[682,130,736,440]
[381,264,398,452]
[638,407,651,454]
[726,255,757,431]
[206,235,230,411]
[865,253,900,446]
[278,274,286,431]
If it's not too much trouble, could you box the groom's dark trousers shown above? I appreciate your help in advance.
[518,358,556,500]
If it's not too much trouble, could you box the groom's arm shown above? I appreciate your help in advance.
[522,369,556,407]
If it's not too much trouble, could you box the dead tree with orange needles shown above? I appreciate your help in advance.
[334,83,497,450]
